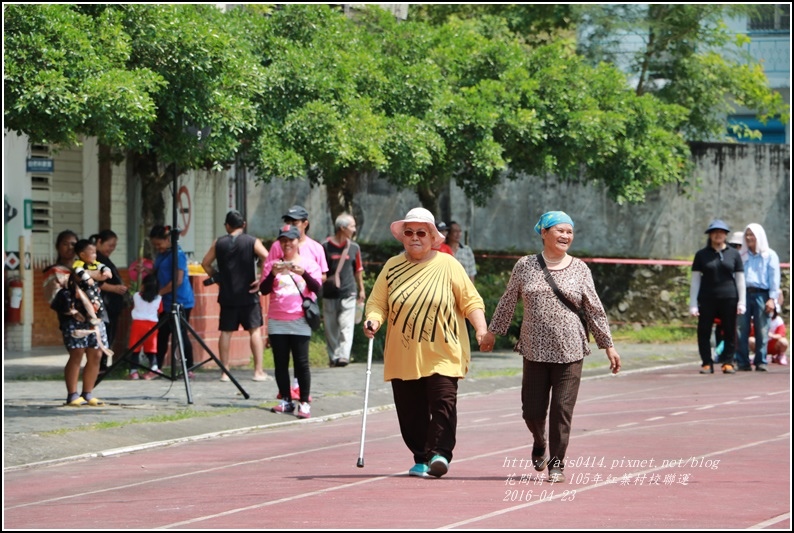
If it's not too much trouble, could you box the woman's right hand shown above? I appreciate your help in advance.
[363,320,380,338]
[689,306,699,317]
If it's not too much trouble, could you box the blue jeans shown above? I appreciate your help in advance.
[736,290,770,368]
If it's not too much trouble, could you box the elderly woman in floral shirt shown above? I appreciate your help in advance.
[481,211,620,484]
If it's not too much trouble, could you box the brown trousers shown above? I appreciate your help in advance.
[521,358,583,470]
[391,374,459,465]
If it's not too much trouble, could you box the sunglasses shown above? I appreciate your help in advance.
[403,229,428,238]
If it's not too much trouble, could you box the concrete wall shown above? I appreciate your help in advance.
[245,142,790,262]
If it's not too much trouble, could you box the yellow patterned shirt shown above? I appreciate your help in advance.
[366,251,485,381]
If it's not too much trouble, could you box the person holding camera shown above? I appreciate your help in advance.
[201,210,270,382]
[259,225,323,418]
[321,213,366,367]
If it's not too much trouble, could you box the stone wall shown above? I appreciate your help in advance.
[246,142,790,262]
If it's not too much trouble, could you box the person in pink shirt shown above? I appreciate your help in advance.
[259,225,323,419]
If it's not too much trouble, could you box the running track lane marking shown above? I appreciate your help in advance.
[439,433,791,529]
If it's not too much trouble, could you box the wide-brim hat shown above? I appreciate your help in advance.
[390,207,446,248]
[705,219,730,233]
[728,231,744,245]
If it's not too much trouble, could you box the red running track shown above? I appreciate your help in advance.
[4,364,790,529]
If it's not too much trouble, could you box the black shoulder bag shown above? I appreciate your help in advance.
[289,274,321,331]
[536,254,591,342]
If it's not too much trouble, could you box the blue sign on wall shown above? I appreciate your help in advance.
[26,158,54,172]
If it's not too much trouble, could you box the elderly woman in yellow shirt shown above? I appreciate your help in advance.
[363,207,489,479]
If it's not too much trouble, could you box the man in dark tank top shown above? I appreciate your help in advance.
[201,210,270,381]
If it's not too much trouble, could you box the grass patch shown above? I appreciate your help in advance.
[611,324,697,344]
[470,368,522,379]
[42,407,245,434]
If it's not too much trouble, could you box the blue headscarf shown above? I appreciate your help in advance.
[534,211,574,234]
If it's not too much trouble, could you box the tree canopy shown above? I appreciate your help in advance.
[4,4,786,226]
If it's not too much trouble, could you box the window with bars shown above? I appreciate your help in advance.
[748,4,790,33]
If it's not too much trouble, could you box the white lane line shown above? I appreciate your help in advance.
[645,416,665,421]
[440,434,791,529]
[670,412,687,416]
[749,512,791,529]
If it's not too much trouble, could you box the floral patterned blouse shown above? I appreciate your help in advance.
[488,255,613,363]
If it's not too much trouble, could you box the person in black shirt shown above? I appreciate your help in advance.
[689,220,746,374]
[201,210,270,381]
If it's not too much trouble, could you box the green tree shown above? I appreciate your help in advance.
[4,4,264,228]
[408,4,575,45]
[4,4,163,148]
[574,4,789,141]
[240,4,391,223]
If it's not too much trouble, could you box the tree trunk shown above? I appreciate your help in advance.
[98,144,112,231]
[326,170,360,223]
[416,183,441,217]
[130,150,172,256]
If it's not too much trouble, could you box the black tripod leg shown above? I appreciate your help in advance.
[171,307,194,404]
[95,315,169,387]
[183,318,250,399]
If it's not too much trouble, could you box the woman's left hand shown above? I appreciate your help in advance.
[478,331,495,352]
[606,346,621,374]
[289,263,305,276]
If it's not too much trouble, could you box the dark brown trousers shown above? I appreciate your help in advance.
[391,374,459,465]
[521,358,583,470]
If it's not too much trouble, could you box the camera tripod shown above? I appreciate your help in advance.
[96,299,250,403]
[95,161,249,403]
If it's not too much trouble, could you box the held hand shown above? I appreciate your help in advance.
[248,279,260,294]
[606,347,621,374]
[689,306,699,317]
[289,263,305,275]
[737,304,746,315]
[478,331,496,352]
[764,299,775,314]
[118,284,129,294]
[363,320,380,339]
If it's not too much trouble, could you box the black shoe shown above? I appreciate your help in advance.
[755,365,768,372]
[532,455,548,472]
[737,366,753,372]
[699,365,714,374]
[335,358,349,367]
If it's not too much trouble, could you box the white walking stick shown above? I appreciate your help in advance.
[357,324,375,467]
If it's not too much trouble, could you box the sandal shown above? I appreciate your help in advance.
[84,397,105,407]
[64,396,87,407]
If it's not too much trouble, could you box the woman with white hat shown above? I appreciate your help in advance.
[363,207,489,479]
[689,219,746,374]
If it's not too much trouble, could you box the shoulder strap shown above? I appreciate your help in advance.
[288,273,309,301]
[333,239,351,288]
[537,254,590,339]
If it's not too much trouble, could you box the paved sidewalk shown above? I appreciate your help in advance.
[3,342,697,469]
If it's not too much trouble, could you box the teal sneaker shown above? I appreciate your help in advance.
[408,463,430,478]
[428,455,449,478]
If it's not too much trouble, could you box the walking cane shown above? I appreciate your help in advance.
[357,322,375,467]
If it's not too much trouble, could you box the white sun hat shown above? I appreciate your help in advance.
[390,207,446,248]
